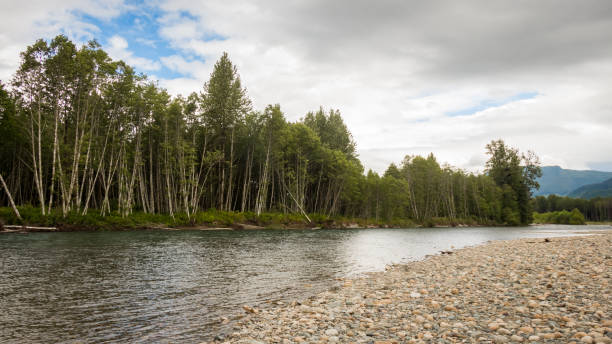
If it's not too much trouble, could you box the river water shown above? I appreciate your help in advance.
[0,224,607,343]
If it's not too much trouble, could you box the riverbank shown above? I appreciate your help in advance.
[221,233,612,343]
[0,206,491,232]
[588,221,612,226]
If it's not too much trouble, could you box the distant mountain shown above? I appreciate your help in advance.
[534,166,612,196]
[567,177,612,199]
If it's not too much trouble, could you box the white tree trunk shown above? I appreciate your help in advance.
[0,173,22,220]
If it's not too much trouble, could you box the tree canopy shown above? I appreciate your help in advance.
[485,139,542,225]
[0,35,541,226]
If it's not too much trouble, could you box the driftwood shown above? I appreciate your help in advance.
[2,225,57,232]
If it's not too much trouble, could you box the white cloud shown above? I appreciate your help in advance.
[0,0,128,82]
[106,35,161,71]
[160,55,208,76]
[2,0,612,173]
[150,0,612,173]
[157,77,202,97]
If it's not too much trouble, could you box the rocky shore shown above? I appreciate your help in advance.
[218,233,612,343]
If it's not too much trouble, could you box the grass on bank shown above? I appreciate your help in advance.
[0,206,496,231]
[0,205,404,230]
[586,221,612,225]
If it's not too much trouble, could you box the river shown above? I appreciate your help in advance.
[0,224,607,343]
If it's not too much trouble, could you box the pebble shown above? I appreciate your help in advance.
[218,234,612,344]
[324,328,338,336]
[511,334,524,342]
[493,334,509,343]
[581,335,594,343]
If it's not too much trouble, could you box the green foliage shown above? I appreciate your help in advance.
[200,52,252,135]
[533,194,612,222]
[485,140,541,225]
[533,208,586,225]
[0,82,23,178]
[0,206,410,230]
[567,177,612,199]
[303,107,356,158]
[1,35,542,230]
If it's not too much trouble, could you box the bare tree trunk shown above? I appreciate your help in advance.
[278,169,311,222]
[0,173,21,220]
[240,146,252,212]
[375,180,380,222]
[77,113,97,213]
[314,170,322,213]
[226,126,235,211]
[83,120,112,215]
[125,136,141,216]
[101,140,120,216]
[255,139,271,215]
[28,100,45,215]
[163,119,174,217]
[219,161,225,211]
[47,107,60,214]
[190,130,208,212]
[329,180,344,216]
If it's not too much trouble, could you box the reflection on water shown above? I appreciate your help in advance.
[0,224,605,343]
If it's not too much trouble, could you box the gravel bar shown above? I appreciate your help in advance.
[216,233,612,343]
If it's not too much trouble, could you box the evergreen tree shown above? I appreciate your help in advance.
[485,139,541,225]
[200,52,252,210]
[0,36,547,228]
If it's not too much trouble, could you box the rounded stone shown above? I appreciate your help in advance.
[325,328,339,336]
[511,335,524,342]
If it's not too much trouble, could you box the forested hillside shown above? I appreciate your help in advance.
[533,194,612,222]
[534,166,612,196]
[567,178,612,199]
[0,36,541,227]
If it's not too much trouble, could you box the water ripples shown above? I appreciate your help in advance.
[0,224,600,343]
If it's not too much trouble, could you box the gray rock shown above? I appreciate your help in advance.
[492,334,509,343]
[325,328,339,336]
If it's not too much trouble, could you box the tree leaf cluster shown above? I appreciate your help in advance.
[0,35,540,226]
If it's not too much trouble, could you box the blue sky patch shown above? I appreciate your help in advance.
[446,92,538,117]
[65,2,223,80]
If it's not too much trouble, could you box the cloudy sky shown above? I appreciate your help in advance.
[1,0,611,172]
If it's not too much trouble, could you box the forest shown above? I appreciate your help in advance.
[0,35,541,229]
[533,195,612,222]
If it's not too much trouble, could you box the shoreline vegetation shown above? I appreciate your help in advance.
[533,194,612,223]
[1,206,606,233]
[532,209,586,225]
[218,233,612,344]
[1,35,543,229]
[1,39,612,232]
[0,206,493,233]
